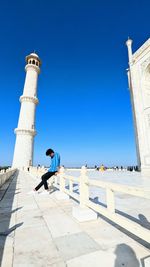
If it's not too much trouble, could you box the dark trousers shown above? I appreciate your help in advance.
[35,171,56,191]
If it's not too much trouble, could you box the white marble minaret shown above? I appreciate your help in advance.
[12,52,41,169]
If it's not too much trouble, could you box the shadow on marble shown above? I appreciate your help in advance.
[0,222,23,236]
[114,244,140,267]
[11,207,23,213]
[138,214,150,230]
[89,197,150,249]
[114,243,140,267]
[90,197,150,229]
[0,171,20,266]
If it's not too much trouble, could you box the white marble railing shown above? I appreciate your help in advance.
[54,166,150,244]
[24,166,47,177]
[0,168,17,188]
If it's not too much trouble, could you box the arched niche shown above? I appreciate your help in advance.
[142,63,150,97]
[144,64,150,82]
[142,63,150,130]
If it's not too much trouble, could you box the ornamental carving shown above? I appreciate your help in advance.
[20,96,39,105]
[141,58,150,74]
[133,38,150,61]
[14,128,36,136]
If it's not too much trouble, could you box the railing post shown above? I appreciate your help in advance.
[80,166,89,208]
[54,166,69,200]
[59,166,65,193]
[54,174,58,187]
[72,165,97,222]
[106,188,115,213]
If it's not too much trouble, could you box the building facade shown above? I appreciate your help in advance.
[126,38,150,175]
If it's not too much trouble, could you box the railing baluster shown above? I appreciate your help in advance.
[54,174,58,187]
[80,166,89,208]
[59,166,65,192]
[106,188,115,213]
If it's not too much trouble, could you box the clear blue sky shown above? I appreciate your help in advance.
[0,0,149,167]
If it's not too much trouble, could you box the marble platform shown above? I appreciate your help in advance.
[0,170,150,267]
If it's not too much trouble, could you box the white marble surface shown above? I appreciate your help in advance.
[0,170,150,267]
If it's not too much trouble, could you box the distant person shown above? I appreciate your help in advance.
[37,164,41,169]
[130,166,133,171]
[135,166,139,171]
[100,164,105,171]
[28,148,60,195]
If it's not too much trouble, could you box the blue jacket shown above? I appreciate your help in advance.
[48,152,60,172]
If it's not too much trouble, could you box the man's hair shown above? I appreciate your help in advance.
[46,148,54,156]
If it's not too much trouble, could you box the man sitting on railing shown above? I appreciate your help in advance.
[28,148,60,195]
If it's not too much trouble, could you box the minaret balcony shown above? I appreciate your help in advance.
[19,95,39,105]
[14,128,37,136]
